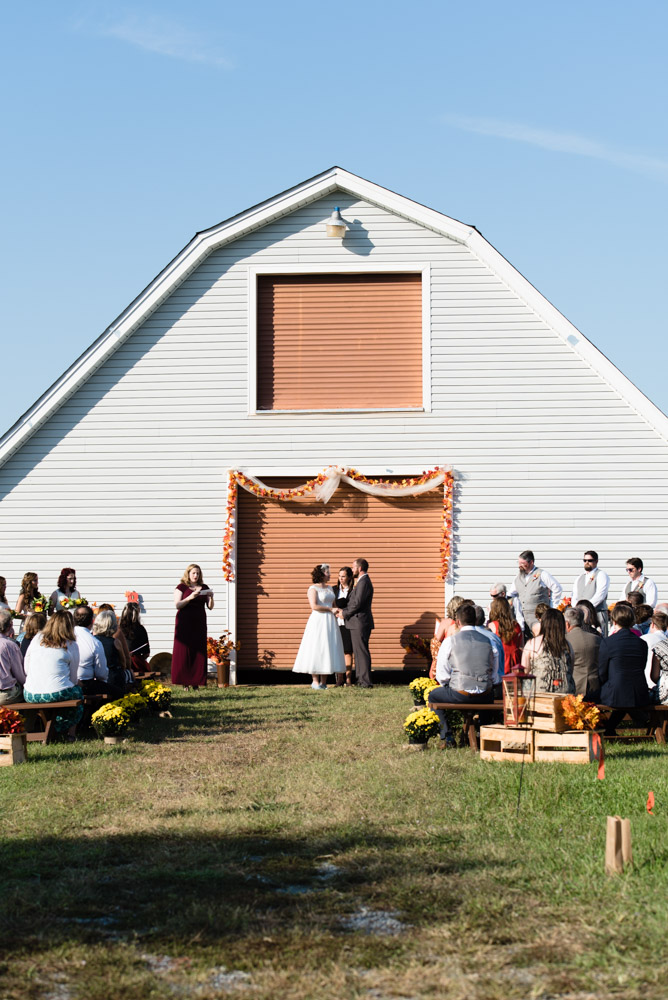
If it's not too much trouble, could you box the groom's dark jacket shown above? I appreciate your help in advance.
[342,575,374,631]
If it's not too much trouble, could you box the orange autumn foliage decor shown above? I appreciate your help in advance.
[561,694,600,731]
[222,467,454,582]
[0,706,25,735]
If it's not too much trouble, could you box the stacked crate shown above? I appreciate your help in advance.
[480,695,597,764]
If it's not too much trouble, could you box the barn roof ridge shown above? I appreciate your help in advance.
[1,165,667,465]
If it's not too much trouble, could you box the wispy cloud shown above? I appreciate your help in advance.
[76,10,232,68]
[443,114,668,182]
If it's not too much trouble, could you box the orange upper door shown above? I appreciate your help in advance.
[256,273,423,410]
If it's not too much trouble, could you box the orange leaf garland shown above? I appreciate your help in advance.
[222,466,454,582]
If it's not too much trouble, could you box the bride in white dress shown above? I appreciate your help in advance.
[293,564,345,689]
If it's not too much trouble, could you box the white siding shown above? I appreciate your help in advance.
[1,191,667,655]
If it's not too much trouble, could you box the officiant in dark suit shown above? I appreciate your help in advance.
[341,558,374,688]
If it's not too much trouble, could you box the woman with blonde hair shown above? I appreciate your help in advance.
[93,609,130,697]
[429,596,470,679]
[172,564,214,689]
[23,610,83,738]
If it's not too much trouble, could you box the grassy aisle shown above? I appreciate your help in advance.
[2,686,668,999]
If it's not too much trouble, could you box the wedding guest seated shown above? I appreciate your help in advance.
[92,610,130,696]
[625,592,646,635]
[96,603,132,674]
[73,605,110,696]
[119,602,151,673]
[0,608,26,705]
[564,606,601,701]
[20,612,47,656]
[430,595,467,679]
[576,599,602,634]
[634,604,654,636]
[23,611,83,739]
[49,567,80,613]
[432,604,499,747]
[599,602,651,736]
[531,602,549,637]
[641,611,668,695]
[474,605,505,681]
[650,634,668,705]
[521,608,575,694]
[487,596,524,673]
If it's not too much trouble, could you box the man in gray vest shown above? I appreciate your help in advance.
[564,606,601,701]
[431,604,499,746]
[572,550,610,636]
[508,549,563,636]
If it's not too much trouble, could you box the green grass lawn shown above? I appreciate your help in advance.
[2,685,668,999]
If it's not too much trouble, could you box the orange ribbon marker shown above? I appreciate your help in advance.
[647,791,655,815]
[592,733,605,780]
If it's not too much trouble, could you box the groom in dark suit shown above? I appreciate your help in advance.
[340,558,374,688]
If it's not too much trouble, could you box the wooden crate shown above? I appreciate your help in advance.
[534,730,596,763]
[0,733,27,766]
[480,725,534,762]
[527,694,568,733]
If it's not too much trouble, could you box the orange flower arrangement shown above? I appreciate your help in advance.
[561,694,600,731]
[207,631,241,662]
[222,467,454,582]
[557,597,572,612]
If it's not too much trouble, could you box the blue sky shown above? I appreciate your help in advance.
[3,0,667,429]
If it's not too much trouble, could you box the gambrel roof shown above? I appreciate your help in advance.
[2,164,667,465]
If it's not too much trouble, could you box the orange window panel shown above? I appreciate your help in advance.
[257,273,422,410]
[236,478,443,674]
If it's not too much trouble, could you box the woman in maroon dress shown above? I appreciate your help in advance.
[172,564,214,688]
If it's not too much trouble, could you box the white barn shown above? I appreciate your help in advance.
[1,167,667,680]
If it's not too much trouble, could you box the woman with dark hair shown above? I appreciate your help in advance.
[172,564,214,689]
[600,602,652,735]
[488,596,524,672]
[49,568,80,612]
[292,564,344,689]
[530,602,550,637]
[521,607,575,693]
[0,576,9,611]
[333,566,354,686]
[576,599,601,634]
[120,602,151,672]
[23,610,83,738]
[20,612,47,656]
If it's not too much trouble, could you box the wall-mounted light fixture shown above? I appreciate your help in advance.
[325,206,347,238]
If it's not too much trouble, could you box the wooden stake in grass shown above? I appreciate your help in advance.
[605,816,632,874]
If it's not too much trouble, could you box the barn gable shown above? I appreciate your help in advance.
[1,167,667,666]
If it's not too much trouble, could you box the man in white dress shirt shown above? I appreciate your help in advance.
[507,550,563,636]
[572,550,610,636]
[432,604,500,746]
[73,605,109,695]
[620,557,658,608]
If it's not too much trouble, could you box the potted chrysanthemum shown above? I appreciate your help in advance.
[140,679,172,712]
[92,703,131,744]
[408,676,439,708]
[403,707,440,749]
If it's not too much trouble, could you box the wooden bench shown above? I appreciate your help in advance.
[10,699,83,745]
[427,699,504,750]
[597,704,668,743]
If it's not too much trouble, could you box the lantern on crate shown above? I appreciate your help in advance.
[502,669,536,727]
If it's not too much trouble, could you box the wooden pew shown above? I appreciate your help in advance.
[10,699,83,745]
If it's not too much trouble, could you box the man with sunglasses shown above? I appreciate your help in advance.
[620,557,658,608]
[572,550,610,636]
